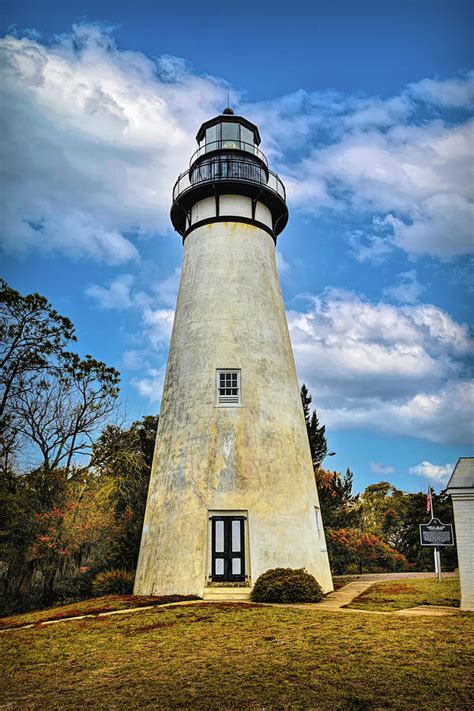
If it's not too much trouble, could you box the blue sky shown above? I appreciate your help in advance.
[1,0,473,492]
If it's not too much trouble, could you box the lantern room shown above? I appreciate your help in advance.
[194,108,262,161]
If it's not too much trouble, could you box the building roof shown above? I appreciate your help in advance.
[446,457,474,489]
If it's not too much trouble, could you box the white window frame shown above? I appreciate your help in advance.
[216,369,241,407]
[314,506,327,552]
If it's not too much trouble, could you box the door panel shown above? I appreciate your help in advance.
[211,516,245,582]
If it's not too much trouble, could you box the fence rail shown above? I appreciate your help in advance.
[173,157,286,203]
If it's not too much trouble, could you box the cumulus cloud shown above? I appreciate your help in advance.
[85,274,136,309]
[131,366,167,403]
[288,118,474,259]
[408,460,454,485]
[288,289,473,445]
[0,25,226,262]
[1,24,472,264]
[408,71,474,108]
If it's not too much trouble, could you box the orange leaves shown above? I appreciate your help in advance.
[326,527,411,573]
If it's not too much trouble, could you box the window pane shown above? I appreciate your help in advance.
[206,125,218,149]
[232,558,241,575]
[232,520,241,552]
[215,558,224,575]
[222,122,239,141]
[241,126,254,149]
[215,521,224,552]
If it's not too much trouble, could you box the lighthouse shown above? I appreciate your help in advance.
[134,109,333,599]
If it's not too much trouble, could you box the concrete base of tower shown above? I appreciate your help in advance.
[133,501,334,598]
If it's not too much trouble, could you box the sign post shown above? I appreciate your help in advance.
[419,516,455,582]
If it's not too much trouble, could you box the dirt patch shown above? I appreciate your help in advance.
[373,584,415,595]
[134,621,178,633]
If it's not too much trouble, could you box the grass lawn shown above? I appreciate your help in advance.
[348,577,460,612]
[1,602,472,710]
[0,594,198,630]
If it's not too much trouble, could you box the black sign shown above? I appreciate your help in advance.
[419,518,454,547]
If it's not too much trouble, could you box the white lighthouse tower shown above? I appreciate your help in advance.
[134,109,333,599]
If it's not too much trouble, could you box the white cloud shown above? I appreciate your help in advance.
[370,462,396,476]
[408,72,474,108]
[0,25,225,262]
[383,270,425,304]
[143,307,175,348]
[85,274,136,309]
[288,289,473,444]
[288,118,474,259]
[276,250,290,275]
[131,366,166,403]
[409,460,454,485]
[1,26,472,265]
[321,381,473,446]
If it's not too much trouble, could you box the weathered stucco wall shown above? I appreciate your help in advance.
[134,218,333,597]
[450,496,474,611]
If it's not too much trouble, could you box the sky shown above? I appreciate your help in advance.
[1,0,473,493]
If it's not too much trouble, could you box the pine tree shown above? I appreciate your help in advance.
[300,383,328,466]
[309,410,328,466]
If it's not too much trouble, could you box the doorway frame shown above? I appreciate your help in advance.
[206,510,250,586]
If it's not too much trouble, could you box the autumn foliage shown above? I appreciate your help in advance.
[325,528,411,575]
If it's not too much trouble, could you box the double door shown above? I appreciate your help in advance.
[211,516,245,582]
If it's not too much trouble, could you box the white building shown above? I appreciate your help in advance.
[134,110,333,600]
[446,457,474,611]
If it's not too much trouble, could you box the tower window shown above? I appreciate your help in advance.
[217,369,241,406]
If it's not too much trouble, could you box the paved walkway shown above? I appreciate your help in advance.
[0,577,463,633]
[312,580,375,610]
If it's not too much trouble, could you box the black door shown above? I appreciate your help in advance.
[211,516,245,582]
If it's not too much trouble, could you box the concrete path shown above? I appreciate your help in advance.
[306,580,376,611]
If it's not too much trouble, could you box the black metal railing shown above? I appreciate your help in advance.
[190,140,268,168]
[173,156,286,203]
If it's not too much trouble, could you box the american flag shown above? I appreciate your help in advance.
[426,489,432,513]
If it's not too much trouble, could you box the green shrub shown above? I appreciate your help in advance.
[91,569,135,596]
[250,568,323,603]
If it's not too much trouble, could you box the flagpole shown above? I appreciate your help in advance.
[428,487,439,577]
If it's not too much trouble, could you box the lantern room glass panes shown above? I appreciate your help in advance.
[203,122,256,155]
[205,124,218,152]
[221,122,239,148]
[240,125,254,152]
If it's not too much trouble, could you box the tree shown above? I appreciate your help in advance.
[0,281,121,611]
[300,383,327,466]
[0,279,75,424]
[13,353,120,476]
[92,415,159,570]
[315,468,361,529]
[360,482,457,571]
[325,527,411,575]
